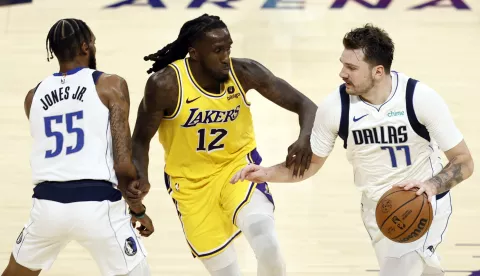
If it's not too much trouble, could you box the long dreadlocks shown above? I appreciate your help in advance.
[46,18,93,62]
[144,14,227,74]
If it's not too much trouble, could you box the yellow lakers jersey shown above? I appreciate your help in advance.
[158,58,257,180]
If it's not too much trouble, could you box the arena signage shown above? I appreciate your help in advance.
[105,0,471,10]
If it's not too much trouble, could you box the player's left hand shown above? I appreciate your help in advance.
[286,134,312,177]
[394,180,438,202]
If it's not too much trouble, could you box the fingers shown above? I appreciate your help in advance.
[306,152,312,171]
[299,152,309,177]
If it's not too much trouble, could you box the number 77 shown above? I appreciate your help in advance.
[380,145,411,168]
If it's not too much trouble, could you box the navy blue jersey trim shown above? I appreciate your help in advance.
[338,84,350,149]
[406,78,430,142]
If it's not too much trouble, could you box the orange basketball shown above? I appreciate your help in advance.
[375,186,433,243]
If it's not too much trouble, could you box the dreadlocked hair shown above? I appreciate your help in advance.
[46,18,93,62]
[144,14,227,74]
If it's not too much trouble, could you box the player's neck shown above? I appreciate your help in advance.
[188,60,222,94]
[360,75,392,105]
[58,60,87,74]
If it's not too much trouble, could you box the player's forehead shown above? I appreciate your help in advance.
[340,48,366,66]
[202,28,232,48]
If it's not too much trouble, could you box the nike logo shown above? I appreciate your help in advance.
[353,114,368,122]
[186,96,200,104]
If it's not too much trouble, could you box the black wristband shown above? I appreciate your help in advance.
[129,204,146,219]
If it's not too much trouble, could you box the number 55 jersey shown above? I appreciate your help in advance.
[29,67,117,186]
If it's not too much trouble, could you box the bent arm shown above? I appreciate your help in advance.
[425,140,474,194]
[232,58,317,137]
[99,74,143,213]
[414,82,474,193]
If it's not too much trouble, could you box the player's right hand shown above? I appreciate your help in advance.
[132,214,154,237]
[230,164,269,184]
[126,178,150,202]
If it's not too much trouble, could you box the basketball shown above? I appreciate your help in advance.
[375,186,433,243]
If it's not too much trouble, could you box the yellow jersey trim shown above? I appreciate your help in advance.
[184,59,228,98]
[229,58,251,106]
[163,64,183,120]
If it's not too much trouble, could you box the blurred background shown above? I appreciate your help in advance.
[1,0,479,275]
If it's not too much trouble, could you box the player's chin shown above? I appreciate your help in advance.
[216,72,229,82]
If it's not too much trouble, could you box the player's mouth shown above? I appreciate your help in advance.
[221,66,230,74]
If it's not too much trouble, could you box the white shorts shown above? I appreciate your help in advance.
[361,191,452,269]
[12,197,148,276]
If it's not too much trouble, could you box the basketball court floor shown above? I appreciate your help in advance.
[1,0,479,275]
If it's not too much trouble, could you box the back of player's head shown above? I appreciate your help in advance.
[144,14,227,74]
[343,24,394,73]
[46,18,93,62]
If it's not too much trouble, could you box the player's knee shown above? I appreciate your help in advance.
[244,215,285,273]
[201,245,239,275]
[124,258,150,276]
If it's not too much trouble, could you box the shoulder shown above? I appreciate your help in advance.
[145,66,178,94]
[231,58,274,87]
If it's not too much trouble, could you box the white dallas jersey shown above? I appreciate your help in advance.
[29,67,117,185]
[311,71,463,201]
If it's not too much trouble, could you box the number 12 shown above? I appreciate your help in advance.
[381,145,411,168]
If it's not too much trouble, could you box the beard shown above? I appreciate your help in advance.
[346,77,375,96]
[88,49,97,70]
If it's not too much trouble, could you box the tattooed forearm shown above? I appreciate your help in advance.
[427,156,465,194]
[110,102,133,169]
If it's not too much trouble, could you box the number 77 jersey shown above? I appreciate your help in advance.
[29,67,117,185]
[158,58,257,180]
[311,71,463,201]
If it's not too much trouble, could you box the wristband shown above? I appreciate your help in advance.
[129,204,146,219]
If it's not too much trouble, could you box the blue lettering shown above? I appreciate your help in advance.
[330,0,392,9]
[188,0,239,8]
[262,0,305,9]
[105,0,166,8]
[409,0,470,10]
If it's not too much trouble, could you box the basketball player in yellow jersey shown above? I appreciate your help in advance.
[129,14,317,276]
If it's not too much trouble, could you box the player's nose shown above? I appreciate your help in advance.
[339,68,348,79]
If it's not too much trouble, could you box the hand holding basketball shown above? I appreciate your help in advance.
[230,164,269,184]
[393,180,438,202]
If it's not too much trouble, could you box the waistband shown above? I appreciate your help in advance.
[33,179,122,203]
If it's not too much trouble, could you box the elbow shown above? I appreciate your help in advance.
[465,155,474,180]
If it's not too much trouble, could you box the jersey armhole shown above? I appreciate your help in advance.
[92,70,104,84]
[229,58,251,106]
[405,78,430,142]
[163,64,183,120]
[338,84,350,149]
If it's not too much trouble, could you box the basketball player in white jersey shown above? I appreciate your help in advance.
[231,24,474,276]
[2,18,153,276]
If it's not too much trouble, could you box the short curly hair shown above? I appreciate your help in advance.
[343,24,394,73]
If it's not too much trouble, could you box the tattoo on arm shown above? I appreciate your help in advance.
[110,100,133,167]
[429,157,464,194]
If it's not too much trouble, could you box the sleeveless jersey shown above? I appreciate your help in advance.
[158,58,257,180]
[338,72,445,200]
[29,67,117,185]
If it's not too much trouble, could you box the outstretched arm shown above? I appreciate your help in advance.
[232,58,318,176]
[231,154,326,184]
[131,67,178,195]
[231,90,340,185]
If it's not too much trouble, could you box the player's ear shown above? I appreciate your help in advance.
[80,41,89,56]
[373,65,385,80]
[188,46,199,61]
